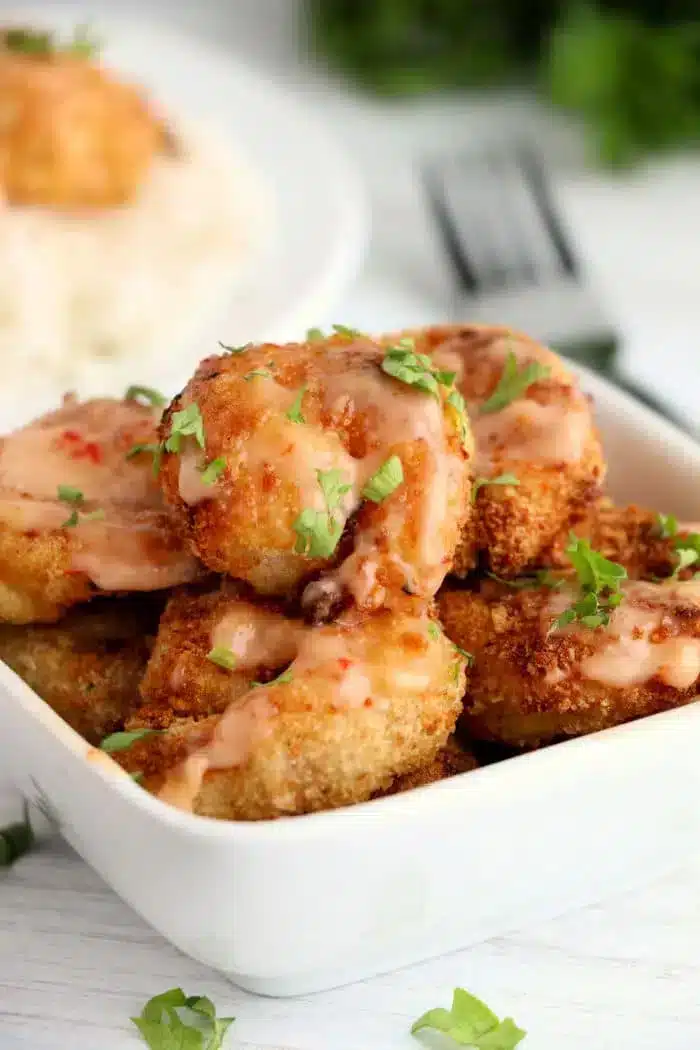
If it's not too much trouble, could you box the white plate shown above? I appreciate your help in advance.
[1,365,700,997]
[0,5,367,428]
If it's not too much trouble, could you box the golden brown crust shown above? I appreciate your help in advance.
[399,325,605,577]
[0,595,163,742]
[377,735,478,796]
[0,39,166,208]
[437,582,700,749]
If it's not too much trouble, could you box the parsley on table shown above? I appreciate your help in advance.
[125,385,167,409]
[552,534,627,631]
[0,802,34,869]
[200,458,226,485]
[480,352,551,414]
[57,486,104,528]
[286,386,307,424]
[362,455,404,503]
[207,647,237,671]
[412,987,526,1048]
[472,473,520,503]
[131,987,234,1050]
[99,728,161,753]
[293,469,352,558]
[165,404,205,454]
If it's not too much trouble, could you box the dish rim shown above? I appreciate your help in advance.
[3,359,699,839]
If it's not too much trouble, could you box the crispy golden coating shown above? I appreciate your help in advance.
[0,396,201,623]
[0,595,163,743]
[0,35,167,208]
[377,735,478,797]
[438,579,700,749]
[399,325,604,577]
[116,591,466,820]
[159,334,472,612]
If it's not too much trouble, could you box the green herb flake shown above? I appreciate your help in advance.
[551,534,627,632]
[480,352,551,414]
[3,27,54,55]
[656,512,679,539]
[68,23,100,57]
[99,728,161,754]
[488,569,563,591]
[131,987,235,1050]
[427,622,441,641]
[670,532,700,578]
[165,403,205,454]
[125,385,167,409]
[243,369,272,382]
[412,987,526,1049]
[207,646,237,671]
[57,485,104,528]
[200,457,226,485]
[472,473,520,503]
[332,324,363,339]
[286,386,307,425]
[0,802,34,869]
[218,340,251,355]
[447,388,470,447]
[454,644,474,666]
[126,442,163,476]
[292,468,352,558]
[361,455,404,503]
[306,327,325,341]
[250,668,293,689]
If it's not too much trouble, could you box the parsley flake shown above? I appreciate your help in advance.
[286,386,307,425]
[165,404,205,454]
[480,352,551,414]
[427,622,441,641]
[218,340,251,354]
[243,369,272,382]
[488,569,563,591]
[207,646,237,671]
[656,512,678,539]
[0,802,34,869]
[250,668,293,688]
[125,442,163,476]
[670,532,700,578]
[131,987,234,1050]
[454,644,474,666]
[332,324,363,339]
[447,388,470,447]
[412,987,526,1049]
[306,327,325,341]
[362,455,404,503]
[57,486,104,528]
[100,728,161,754]
[381,341,443,398]
[200,457,226,485]
[551,534,627,632]
[472,473,520,503]
[125,385,167,409]
[292,469,352,558]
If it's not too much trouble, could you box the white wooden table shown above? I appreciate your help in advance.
[3,2,700,1046]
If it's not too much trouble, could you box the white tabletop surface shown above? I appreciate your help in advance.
[3,2,700,1047]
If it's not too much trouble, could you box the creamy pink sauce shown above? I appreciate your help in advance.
[177,447,214,506]
[211,604,304,669]
[548,580,700,690]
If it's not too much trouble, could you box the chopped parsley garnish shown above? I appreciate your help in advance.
[381,339,451,399]
[207,646,237,671]
[454,644,474,666]
[126,442,163,476]
[361,455,404,503]
[125,385,167,409]
[243,369,272,382]
[57,486,104,528]
[250,668,293,688]
[480,352,551,414]
[412,987,526,1049]
[472,472,520,503]
[200,457,226,485]
[3,24,100,59]
[552,534,627,632]
[332,323,363,339]
[447,388,470,447]
[0,802,34,869]
[488,569,563,591]
[99,728,161,753]
[670,532,700,578]
[286,386,307,424]
[427,622,441,641]
[131,987,234,1050]
[306,327,325,341]
[68,23,100,57]
[655,512,678,539]
[165,404,205,454]
[218,340,251,354]
[293,468,352,558]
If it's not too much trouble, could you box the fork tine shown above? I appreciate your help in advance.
[421,165,480,295]
[515,143,578,278]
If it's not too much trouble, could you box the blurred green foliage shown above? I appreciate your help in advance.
[309,0,700,166]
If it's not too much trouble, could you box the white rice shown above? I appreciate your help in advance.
[0,121,267,385]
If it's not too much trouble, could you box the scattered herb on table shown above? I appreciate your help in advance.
[412,986,526,1048]
[131,987,234,1050]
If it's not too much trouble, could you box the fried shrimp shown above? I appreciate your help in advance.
[0,395,200,623]
[115,590,466,820]
[158,332,472,614]
[438,577,700,749]
[0,28,167,208]
[0,595,162,743]
[401,325,604,577]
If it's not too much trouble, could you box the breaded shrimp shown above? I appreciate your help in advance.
[378,735,478,797]
[0,595,162,743]
[400,325,604,577]
[0,395,201,623]
[0,28,167,208]
[438,577,700,749]
[158,332,472,614]
[116,591,466,820]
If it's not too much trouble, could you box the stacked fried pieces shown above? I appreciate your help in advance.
[1,325,698,820]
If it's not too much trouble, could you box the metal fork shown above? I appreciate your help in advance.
[422,143,686,430]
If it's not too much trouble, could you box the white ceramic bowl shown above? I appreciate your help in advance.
[1,366,699,997]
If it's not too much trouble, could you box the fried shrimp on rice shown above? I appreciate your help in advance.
[116,587,467,820]
[403,325,605,578]
[157,331,473,616]
[0,395,200,624]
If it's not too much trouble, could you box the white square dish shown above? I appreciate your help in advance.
[2,365,700,998]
